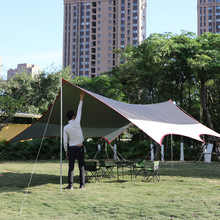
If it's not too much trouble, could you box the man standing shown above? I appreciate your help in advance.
[63,91,85,190]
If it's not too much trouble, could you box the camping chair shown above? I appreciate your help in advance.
[132,159,145,178]
[99,159,115,178]
[143,161,160,183]
[84,161,101,183]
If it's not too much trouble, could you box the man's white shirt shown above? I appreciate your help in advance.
[63,101,84,151]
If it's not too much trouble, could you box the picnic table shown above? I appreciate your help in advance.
[114,160,137,181]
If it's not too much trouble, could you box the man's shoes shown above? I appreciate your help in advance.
[64,185,73,190]
[79,184,85,189]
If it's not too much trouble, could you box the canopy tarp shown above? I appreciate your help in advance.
[5,79,220,145]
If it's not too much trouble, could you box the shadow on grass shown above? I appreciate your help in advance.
[0,171,76,193]
[1,161,219,193]
[103,180,127,183]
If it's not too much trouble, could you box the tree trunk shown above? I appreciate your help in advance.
[188,77,191,113]
[200,78,214,129]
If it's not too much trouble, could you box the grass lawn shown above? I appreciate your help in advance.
[0,160,220,219]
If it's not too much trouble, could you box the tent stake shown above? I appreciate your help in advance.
[60,78,63,191]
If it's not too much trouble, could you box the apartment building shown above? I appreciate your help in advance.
[7,63,41,80]
[63,0,147,78]
[198,0,220,35]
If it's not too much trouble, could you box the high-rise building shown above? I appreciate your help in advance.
[198,0,220,35]
[63,0,146,78]
[7,63,41,80]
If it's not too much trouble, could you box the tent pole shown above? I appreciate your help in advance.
[60,78,63,191]
[171,134,173,173]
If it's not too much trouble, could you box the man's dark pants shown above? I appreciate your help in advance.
[68,146,85,187]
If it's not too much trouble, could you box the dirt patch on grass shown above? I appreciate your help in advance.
[0,170,13,173]
[207,180,219,183]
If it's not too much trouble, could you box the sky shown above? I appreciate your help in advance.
[0,0,197,80]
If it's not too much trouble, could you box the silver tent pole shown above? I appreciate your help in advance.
[60,78,63,191]
[171,134,173,173]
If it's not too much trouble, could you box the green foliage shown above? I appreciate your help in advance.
[0,32,219,161]
[72,75,125,101]
[0,95,25,131]
[117,140,150,159]
[2,67,72,115]
[109,31,220,132]
[0,138,60,160]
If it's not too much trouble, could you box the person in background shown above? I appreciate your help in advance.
[63,91,85,190]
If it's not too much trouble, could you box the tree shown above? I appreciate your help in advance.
[110,34,172,104]
[3,67,72,115]
[0,96,24,132]
[109,32,220,131]
[0,77,25,132]
[188,33,220,129]
[166,32,199,111]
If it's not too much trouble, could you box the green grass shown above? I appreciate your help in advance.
[0,160,220,219]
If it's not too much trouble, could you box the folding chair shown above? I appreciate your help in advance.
[84,161,101,183]
[99,159,115,178]
[143,161,160,183]
[132,159,145,178]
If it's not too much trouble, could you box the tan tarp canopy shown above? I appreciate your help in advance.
[5,79,220,145]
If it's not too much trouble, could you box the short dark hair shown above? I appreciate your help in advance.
[67,110,75,120]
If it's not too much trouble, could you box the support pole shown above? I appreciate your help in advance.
[161,144,164,162]
[171,134,173,173]
[113,143,117,160]
[204,143,213,163]
[150,142,154,161]
[180,136,184,161]
[60,78,63,191]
